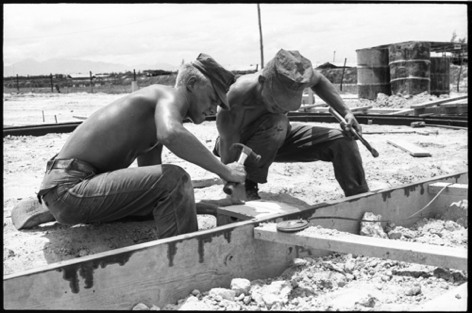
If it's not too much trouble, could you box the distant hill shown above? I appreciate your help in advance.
[3,58,178,77]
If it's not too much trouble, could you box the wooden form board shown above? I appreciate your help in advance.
[409,95,468,109]
[387,139,432,157]
[217,200,303,221]
[428,182,468,197]
[254,223,468,272]
[3,171,468,310]
[388,108,415,116]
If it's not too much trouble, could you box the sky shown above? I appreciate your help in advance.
[3,3,468,70]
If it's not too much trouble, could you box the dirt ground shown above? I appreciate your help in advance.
[3,91,468,310]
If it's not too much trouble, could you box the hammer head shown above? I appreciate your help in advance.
[231,143,261,163]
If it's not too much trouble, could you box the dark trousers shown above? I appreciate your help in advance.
[214,113,369,196]
[38,157,198,238]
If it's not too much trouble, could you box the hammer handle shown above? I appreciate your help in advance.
[329,108,379,158]
[223,151,249,197]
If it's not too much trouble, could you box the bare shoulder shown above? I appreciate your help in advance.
[309,69,324,87]
[227,72,259,108]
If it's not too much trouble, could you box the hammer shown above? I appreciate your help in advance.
[329,108,379,158]
[223,143,261,202]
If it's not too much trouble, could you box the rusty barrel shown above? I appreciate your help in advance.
[356,47,391,100]
[389,41,431,96]
[430,57,451,96]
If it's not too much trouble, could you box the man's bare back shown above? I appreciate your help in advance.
[57,85,171,172]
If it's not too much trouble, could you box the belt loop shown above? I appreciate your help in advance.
[46,153,59,173]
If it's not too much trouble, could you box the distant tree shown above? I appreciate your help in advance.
[450,31,467,43]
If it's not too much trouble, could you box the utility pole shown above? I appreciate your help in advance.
[257,4,264,69]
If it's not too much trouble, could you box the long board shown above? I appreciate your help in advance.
[255,223,467,271]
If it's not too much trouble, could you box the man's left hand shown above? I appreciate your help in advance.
[342,112,362,138]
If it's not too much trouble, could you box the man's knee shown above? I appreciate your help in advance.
[332,136,361,154]
[161,164,192,190]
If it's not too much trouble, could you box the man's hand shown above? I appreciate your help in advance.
[341,112,362,138]
[222,161,246,184]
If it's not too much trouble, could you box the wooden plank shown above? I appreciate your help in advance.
[424,124,468,130]
[72,115,88,120]
[350,105,372,114]
[387,139,432,157]
[410,95,468,109]
[4,221,297,309]
[440,100,467,108]
[192,177,223,188]
[254,223,468,271]
[216,200,303,222]
[417,283,467,311]
[388,108,415,115]
[428,182,468,197]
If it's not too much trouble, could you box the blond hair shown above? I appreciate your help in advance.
[175,63,208,88]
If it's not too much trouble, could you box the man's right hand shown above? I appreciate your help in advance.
[222,161,246,184]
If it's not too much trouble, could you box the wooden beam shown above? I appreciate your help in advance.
[387,139,432,157]
[350,106,372,114]
[254,223,468,271]
[192,177,223,188]
[72,115,88,120]
[424,124,468,130]
[388,108,415,115]
[409,95,468,109]
[428,182,468,197]
[216,200,303,223]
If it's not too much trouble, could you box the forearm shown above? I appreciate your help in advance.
[311,76,352,116]
[218,134,240,164]
[164,128,230,179]
[216,109,242,164]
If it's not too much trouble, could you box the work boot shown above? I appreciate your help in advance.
[11,196,56,230]
[245,179,261,201]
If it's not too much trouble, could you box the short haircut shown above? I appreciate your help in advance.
[175,63,208,88]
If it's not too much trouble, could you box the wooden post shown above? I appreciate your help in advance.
[54,115,58,123]
[131,69,138,92]
[456,52,462,92]
[257,4,264,69]
[89,71,93,93]
[50,73,54,92]
[340,58,347,91]
[42,111,45,122]
[16,74,20,93]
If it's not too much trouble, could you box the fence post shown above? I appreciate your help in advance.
[90,71,93,93]
[340,58,347,92]
[131,69,138,92]
[456,52,462,92]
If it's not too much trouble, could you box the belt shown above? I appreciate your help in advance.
[46,158,97,174]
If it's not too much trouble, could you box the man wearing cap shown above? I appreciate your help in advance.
[12,53,246,238]
[214,49,369,200]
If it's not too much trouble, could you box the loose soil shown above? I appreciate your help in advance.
[3,91,468,310]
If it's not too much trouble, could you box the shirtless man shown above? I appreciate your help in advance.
[14,53,246,238]
[214,49,369,200]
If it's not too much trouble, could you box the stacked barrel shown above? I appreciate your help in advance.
[356,41,450,100]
